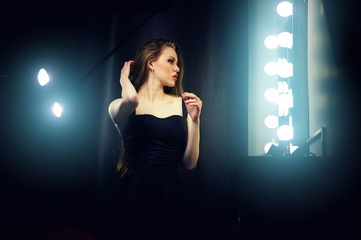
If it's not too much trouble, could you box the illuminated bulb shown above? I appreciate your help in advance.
[277,58,293,78]
[265,59,293,78]
[277,1,293,17]
[264,35,278,49]
[264,88,278,103]
[278,93,293,116]
[264,62,278,76]
[282,82,289,92]
[52,102,63,118]
[278,93,293,108]
[277,125,294,141]
[264,115,279,128]
[277,81,290,93]
[38,68,50,86]
[277,32,293,48]
[265,33,293,49]
[278,81,284,93]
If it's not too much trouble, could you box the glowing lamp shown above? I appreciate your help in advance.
[264,35,278,49]
[277,1,293,17]
[38,68,50,86]
[277,125,294,141]
[277,58,293,78]
[51,102,63,118]
[277,32,293,48]
[265,115,279,128]
[264,62,278,76]
[264,88,278,103]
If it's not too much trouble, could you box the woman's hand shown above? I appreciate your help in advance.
[181,92,201,169]
[182,92,202,122]
[118,60,138,103]
[120,60,134,83]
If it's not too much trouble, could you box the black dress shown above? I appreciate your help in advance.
[100,99,188,240]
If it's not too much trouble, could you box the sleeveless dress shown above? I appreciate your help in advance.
[102,99,188,240]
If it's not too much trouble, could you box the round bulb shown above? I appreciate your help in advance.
[265,115,279,129]
[277,1,293,17]
[264,62,278,76]
[264,35,278,49]
[264,88,278,103]
[52,102,63,118]
[277,32,293,48]
[277,93,293,109]
[277,58,293,78]
[38,68,50,86]
[277,125,293,141]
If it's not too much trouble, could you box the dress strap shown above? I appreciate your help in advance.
[129,109,136,119]
[181,98,188,120]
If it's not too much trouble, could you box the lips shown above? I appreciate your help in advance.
[172,75,178,81]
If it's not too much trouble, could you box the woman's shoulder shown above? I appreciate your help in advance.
[165,93,182,100]
[164,94,182,106]
[108,98,121,112]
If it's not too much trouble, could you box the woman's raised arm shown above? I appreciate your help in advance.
[108,61,138,129]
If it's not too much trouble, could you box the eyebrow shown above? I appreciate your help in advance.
[169,56,178,62]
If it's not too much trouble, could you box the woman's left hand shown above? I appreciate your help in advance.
[182,92,202,122]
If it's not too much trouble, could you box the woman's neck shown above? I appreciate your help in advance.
[137,77,167,103]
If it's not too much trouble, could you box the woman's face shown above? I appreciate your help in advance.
[152,46,180,87]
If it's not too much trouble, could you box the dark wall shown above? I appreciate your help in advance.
[0,13,115,237]
[322,0,361,156]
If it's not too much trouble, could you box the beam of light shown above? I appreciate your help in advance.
[277,1,293,17]
[264,88,278,103]
[38,68,50,86]
[277,124,294,141]
[265,115,279,128]
[51,102,63,118]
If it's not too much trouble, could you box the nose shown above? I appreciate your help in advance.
[174,65,180,72]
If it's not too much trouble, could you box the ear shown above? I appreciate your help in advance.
[148,61,154,71]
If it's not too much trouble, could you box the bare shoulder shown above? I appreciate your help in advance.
[108,98,129,134]
[165,93,182,102]
[109,98,123,106]
[164,94,183,116]
[108,98,123,115]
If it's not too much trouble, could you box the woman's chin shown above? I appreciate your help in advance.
[165,82,176,88]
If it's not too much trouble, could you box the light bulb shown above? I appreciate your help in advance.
[277,125,293,141]
[51,102,63,118]
[277,1,293,17]
[38,68,50,86]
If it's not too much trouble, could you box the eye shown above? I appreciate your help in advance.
[168,59,174,64]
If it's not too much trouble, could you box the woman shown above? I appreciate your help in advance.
[103,39,202,239]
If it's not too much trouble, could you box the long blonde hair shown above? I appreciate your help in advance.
[117,39,185,175]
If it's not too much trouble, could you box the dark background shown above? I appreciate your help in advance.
[0,0,360,239]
